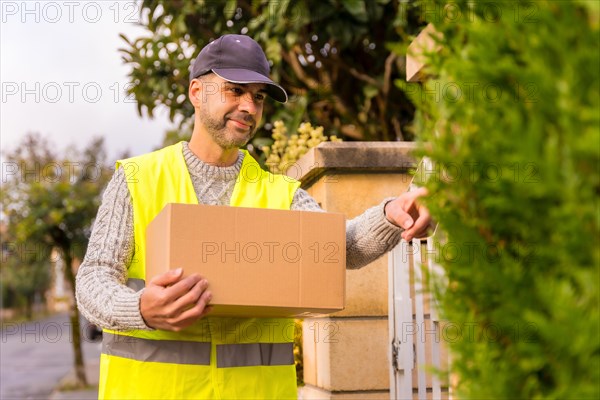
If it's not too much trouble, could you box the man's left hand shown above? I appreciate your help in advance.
[384,187,432,241]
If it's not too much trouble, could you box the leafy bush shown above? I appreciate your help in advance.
[401,1,599,397]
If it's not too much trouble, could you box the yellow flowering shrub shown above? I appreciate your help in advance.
[262,120,342,174]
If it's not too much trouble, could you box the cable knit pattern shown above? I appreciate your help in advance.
[76,142,403,330]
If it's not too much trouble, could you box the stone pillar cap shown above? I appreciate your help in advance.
[285,141,418,186]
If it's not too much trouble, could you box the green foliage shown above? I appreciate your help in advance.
[121,0,426,146]
[401,1,599,397]
[0,251,51,318]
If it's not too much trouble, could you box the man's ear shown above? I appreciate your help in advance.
[189,79,202,108]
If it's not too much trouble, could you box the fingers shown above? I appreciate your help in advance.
[150,268,184,287]
[169,279,210,315]
[385,187,430,230]
[148,269,204,306]
[171,291,213,329]
[385,187,432,241]
[393,206,415,229]
[162,273,204,302]
[385,198,415,229]
[141,270,212,331]
[402,187,428,214]
[402,205,431,241]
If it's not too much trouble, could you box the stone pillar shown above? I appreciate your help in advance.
[287,142,417,399]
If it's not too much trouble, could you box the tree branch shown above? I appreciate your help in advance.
[383,53,396,96]
[322,53,381,88]
[281,47,320,90]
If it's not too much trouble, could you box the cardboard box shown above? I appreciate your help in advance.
[146,203,346,318]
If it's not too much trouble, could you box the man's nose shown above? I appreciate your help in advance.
[238,93,258,114]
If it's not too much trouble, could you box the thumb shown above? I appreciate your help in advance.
[396,209,414,230]
[149,267,183,287]
[385,197,415,229]
[402,187,428,212]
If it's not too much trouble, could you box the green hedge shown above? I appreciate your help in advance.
[401,1,599,397]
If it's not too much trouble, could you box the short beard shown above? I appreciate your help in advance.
[199,107,257,150]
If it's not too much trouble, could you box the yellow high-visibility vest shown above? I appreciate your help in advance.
[99,142,301,399]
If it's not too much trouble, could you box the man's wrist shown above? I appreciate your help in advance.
[383,197,402,228]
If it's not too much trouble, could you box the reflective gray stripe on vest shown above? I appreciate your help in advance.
[216,342,294,368]
[102,332,211,365]
[126,278,145,291]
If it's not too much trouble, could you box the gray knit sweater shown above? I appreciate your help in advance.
[76,142,403,330]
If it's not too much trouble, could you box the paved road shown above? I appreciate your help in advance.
[0,312,101,400]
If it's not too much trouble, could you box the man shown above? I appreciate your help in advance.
[76,34,430,399]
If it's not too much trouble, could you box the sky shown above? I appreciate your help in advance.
[1,0,175,162]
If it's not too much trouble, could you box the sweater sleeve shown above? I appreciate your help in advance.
[75,167,150,331]
[291,189,403,269]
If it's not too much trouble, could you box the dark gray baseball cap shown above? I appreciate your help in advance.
[190,34,288,103]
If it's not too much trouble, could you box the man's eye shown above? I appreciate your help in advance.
[255,93,266,102]
[230,87,243,95]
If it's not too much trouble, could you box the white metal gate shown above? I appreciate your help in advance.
[388,237,451,399]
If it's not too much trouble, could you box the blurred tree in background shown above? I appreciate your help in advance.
[0,245,51,320]
[403,1,599,397]
[0,133,113,388]
[120,0,426,152]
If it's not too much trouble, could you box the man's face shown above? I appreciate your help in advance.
[195,74,267,150]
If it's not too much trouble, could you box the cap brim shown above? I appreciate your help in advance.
[213,69,288,103]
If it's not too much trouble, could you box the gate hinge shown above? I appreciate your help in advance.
[391,338,401,372]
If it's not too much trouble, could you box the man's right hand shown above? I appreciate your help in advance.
[140,268,212,331]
